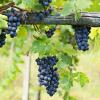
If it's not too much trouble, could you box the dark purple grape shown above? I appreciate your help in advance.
[45,27,56,38]
[48,0,52,3]
[43,1,49,6]
[13,16,17,21]
[8,16,14,21]
[39,0,52,7]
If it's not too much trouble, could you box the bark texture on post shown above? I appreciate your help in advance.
[22,55,31,100]
[1,3,100,26]
[21,12,100,27]
[36,89,41,100]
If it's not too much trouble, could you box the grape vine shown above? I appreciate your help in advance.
[0,0,93,99]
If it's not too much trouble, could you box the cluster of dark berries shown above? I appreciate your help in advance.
[38,0,56,38]
[34,7,53,21]
[45,27,56,38]
[0,8,21,48]
[0,29,7,47]
[6,8,21,38]
[73,26,91,51]
[39,0,52,6]
[42,7,53,16]
[37,0,53,19]
[38,0,53,19]
[36,56,59,96]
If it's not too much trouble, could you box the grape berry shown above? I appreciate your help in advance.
[74,26,91,51]
[45,27,56,38]
[0,8,21,48]
[39,0,52,6]
[36,56,59,96]
[43,7,53,17]
[34,7,53,21]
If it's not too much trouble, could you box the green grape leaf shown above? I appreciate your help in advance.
[21,0,38,10]
[0,18,8,29]
[62,1,74,16]
[57,54,73,68]
[62,0,92,16]
[75,0,92,10]
[62,44,77,56]
[17,26,27,38]
[51,39,76,56]
[0,14,7,20]
[12,0,22,5]
[0,0,9,4]
[0,14,8,29]
[60,70,73,92]
[74,72,89,87]
[87,0,100,12]
[32,39,50,56]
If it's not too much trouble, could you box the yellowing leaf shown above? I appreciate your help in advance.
[53,0,65,8]
[55,27,61,36]
[17,26,28,38]
[76,0,92,10]
[44,26,49,31]
[89,27,99,39]
[0,14,7,20]
[98,28,100,35]
[21,0,35,11]
[0,18,8,28]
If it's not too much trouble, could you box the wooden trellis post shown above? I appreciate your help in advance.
[0,3,100,26]
[22,54,31,100]
[21,12,100,27]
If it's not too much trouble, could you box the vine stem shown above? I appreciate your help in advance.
[36,85,41,100]
[32,34,43,40]
[21,12,100,27]
[0,3,100,26]
[0,2,15,13]
[12,5,28,11]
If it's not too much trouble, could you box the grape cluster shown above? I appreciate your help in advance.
[6,8,21,38]
[0,8,21,48]
[42,7,53,16]
[38,0,53,18]
[45,27,56,38]
[0,30,7,47]
[35,7,53,21]
[36,56,59,96]
[74,26,91,51]
[38,0,56,38]
[39,0,52,6]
